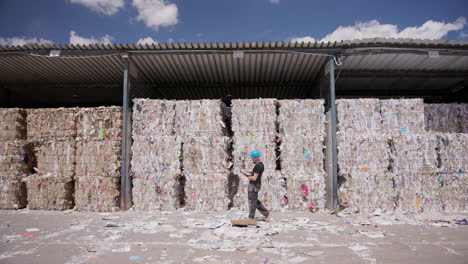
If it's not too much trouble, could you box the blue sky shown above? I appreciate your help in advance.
[0,0,466,46]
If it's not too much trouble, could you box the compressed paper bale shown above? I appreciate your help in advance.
[131,136,181,176]
[132,99,176,137]
[336,99,383,134]
[74,176,120,212]
[278,99,326,137]
[280,135,325,175]
[381,99,425,135]
[338,172,396,214]
[174,100,225,137]
[231,99,277,135]
[391,134,438,175]
[132,177,180,211]
[0,140,34,177]
[183,136,229,175]
[76,106,122,141]
[394,172,438,214]
[0,176,27,209]
[424,104,461,133]
[232,134,276,175]
[27,108,77,140]
[461,104,468,133]
[131,136,182,211]
[281,172,327,212]
[438,173,467,212]
[0,108,27,140]
[34,140,76,177]
[24,174,74,210]
[436,133,468,174]
[75,140,121,177]
[258,170,283,212]
[337,133,390,176]
[184,173,228,211]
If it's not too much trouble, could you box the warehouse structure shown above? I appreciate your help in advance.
[0,38,467,212]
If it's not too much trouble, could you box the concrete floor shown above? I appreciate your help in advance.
[0,209,467,264]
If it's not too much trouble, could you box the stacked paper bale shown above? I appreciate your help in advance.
[278,99,326,211]
[336,99,390,213]
[381,99,425,135]
[435,133,467,212]
[0,109,33,209]
[25,108,77,210]
[424,104,462,133]
[176,100,229,211]
[231,99,278,211]
[337,134,394,213]
[131,99,182,211]
[462,104,468,133]
[74,107,122,212]
[391,134,440,213]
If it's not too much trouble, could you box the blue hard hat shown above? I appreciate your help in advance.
[250,150,261,159]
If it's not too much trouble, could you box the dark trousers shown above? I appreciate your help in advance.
[248,191,269,219]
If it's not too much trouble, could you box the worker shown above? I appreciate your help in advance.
[244,150,271,221]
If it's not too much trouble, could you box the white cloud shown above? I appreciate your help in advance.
[289,36,316,43]
[0,37,53,46]
[167,38,174,43]
[290,17,466,42]
[69,30,113,45]
[270,0,280,4]
[136,37,158,45]
[69,0,124,15]
[132,0,178,30]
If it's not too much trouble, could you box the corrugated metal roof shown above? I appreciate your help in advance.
[1,38,467,52]
[0,38,467,106]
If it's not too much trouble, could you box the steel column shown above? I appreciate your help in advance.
[325,56,338,210]
[120,55,132,210]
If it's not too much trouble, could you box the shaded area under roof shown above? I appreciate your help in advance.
[1,39,467,107]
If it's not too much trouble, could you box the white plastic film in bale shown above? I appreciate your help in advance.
[132,99,177,137]
[24,174,74,210]
[74,176,120,212]
[131,136,182,211]
[336,99,383,134]
[174,100,225,137]
[0,108,27,140]
[34,140,76,177]
[27,108,77,140]
[76,106,122,141]
[75,140,121,178]
[381,99,425,135]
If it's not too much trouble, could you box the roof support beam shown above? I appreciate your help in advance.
[323,56,338,210]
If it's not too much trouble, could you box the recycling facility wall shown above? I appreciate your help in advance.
[0,100,466,213]
[337,99,467,214]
